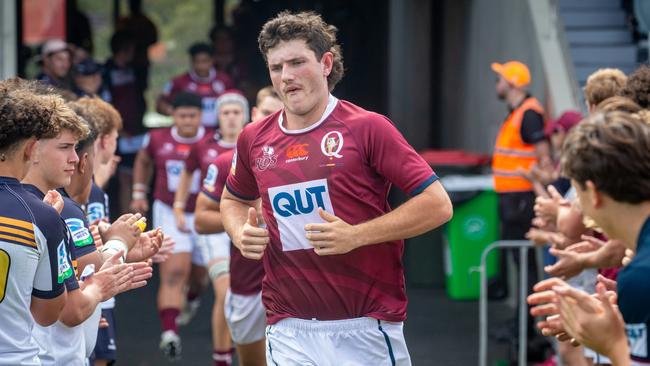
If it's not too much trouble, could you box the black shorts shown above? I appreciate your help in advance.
[93,308,117,363]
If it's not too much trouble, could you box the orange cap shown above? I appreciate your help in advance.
[491,61,531,88]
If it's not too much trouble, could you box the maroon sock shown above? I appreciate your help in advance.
[213,348,233,366]
[159,308,180,333]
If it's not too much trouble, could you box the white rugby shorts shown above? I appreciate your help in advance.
[265,317,411,366]
[224,289,266,345]
[152,200,205,266]
[197,231,231,262]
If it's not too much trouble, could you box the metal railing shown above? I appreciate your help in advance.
[472,240,535,366]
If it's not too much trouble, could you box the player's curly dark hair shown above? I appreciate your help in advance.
[0,79,56,154]
[620,65,650,109]
[258,11,344,92]
[0,78,88,156]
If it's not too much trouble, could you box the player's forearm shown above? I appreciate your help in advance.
[194,208,224,234]
[132,151,153,188]
[221,195,254,249]
[353,181,452,247]
[607,341,631,366]
[59,288,101,327]
[173,169,193,209]
[30,292,66,326]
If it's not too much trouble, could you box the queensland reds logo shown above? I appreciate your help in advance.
[320,131,344,159]
[255,145,278,171]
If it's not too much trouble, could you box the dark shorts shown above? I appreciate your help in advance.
[93,308,117,363]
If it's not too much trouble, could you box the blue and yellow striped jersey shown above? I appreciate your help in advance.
[0,176,73,366]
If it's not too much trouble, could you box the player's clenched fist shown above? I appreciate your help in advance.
[237,207,269,260]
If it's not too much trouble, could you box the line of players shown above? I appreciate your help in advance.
[0,73,281,366]
[115,10,453,366]
[0,79,162,366]
[1,11,455,366]
[130,86,283,365]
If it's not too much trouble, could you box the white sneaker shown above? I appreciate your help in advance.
[159,330,182,361]
[176,299,200,326]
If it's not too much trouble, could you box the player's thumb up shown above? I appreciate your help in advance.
[247,207,259,227]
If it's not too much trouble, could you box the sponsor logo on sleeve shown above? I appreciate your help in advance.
[57,241,73,284]
[268,179,334,251]
[255,145,278,171]
[230,150,237,175]
[203,164,219,192]
[64,218,94,248]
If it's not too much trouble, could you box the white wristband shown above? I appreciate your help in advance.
[103,239,128,262]
[132,191,147,200]
[132,183,149,192]
[99,247,124,263]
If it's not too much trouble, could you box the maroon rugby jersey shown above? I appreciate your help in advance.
[144,126,206,212]
[201,149,265,295]
[226,95,438,324]
[161,69,234,127]
[185,132,235,184]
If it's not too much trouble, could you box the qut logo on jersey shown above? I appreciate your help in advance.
[272,185,327,217]
[268,179,334,251]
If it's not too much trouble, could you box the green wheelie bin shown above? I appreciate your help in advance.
[441,175,500,300]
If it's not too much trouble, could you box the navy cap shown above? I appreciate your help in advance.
[74,58,102,76]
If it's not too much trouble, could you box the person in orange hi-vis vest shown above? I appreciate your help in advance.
[490,60,553,363]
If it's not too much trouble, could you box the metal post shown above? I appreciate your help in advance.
[519,245,528,366]
[475,240,533,366]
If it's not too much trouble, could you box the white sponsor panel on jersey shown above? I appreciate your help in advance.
[628,323,648,359]
[268,179,334,252]
[165,160,201,193]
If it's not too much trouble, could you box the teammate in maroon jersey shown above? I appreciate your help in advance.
[157,43,234,128]
[171,89,249,365]
[195,86,283,366]
[131,92,207,361]
[221,11,453,366]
